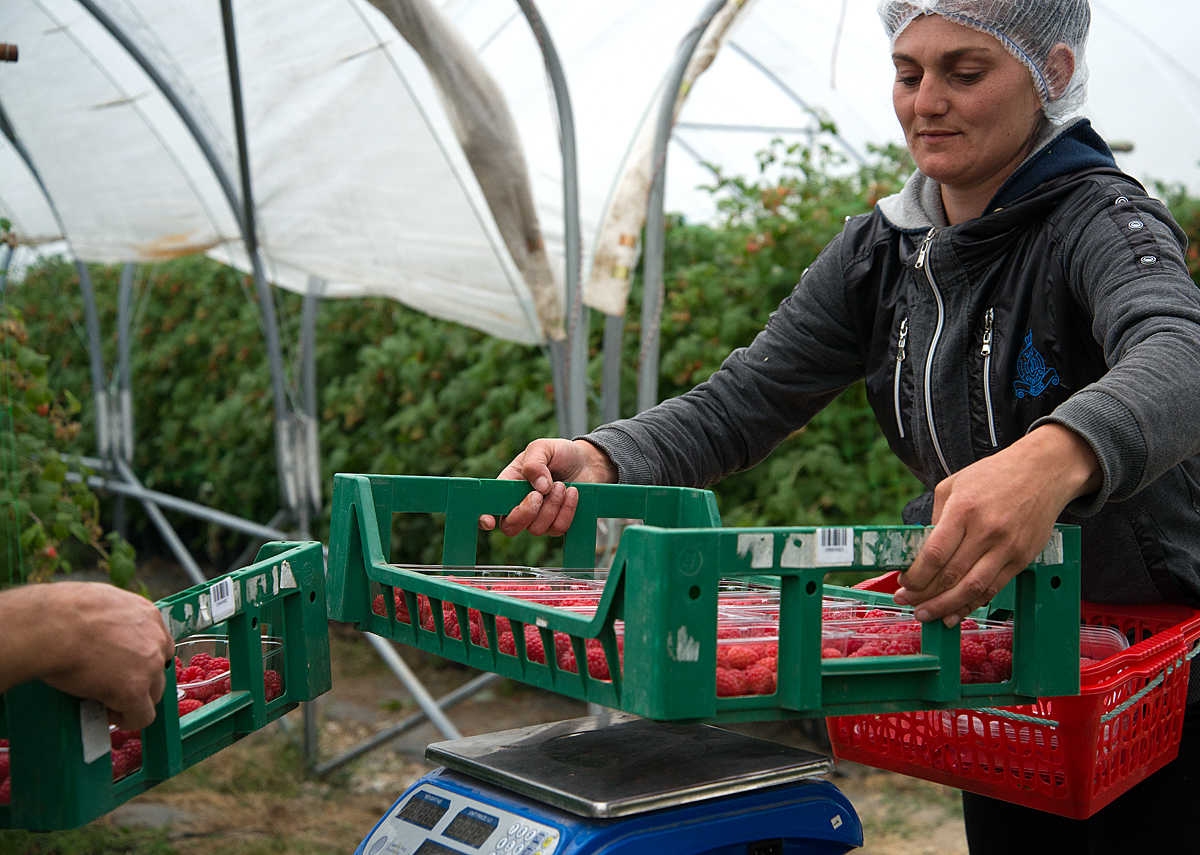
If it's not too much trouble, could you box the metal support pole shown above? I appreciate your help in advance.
[364,634,463,741]
[71,461,292,543]
[74,262,110,460]
[313,672,503,776]
[219,0,299,516]
[600,313,624,425]
[113,263,135,537]
[514,0,586,436]
[112,459,206,585]
[636,0,729,414]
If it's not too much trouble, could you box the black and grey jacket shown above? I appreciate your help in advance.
[587,118,1200,608]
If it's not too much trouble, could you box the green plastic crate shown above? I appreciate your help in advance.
[0,541,331,831]
[327,475,1081,723]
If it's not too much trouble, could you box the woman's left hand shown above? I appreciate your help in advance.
[894,424,1102,625]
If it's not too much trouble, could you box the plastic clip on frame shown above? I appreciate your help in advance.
[326,475,1081,723]
[0,541,332,831]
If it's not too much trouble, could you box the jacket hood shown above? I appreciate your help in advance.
[877,118,1118,232]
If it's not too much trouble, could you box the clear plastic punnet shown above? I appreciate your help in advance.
[877,0,1091,119]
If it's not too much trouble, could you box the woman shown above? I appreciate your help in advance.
[483,2,1200,850]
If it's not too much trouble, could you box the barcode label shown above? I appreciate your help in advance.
[210,577,236,622]
[816,527,854,565]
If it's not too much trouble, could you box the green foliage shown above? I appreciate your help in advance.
[0,310,135,586]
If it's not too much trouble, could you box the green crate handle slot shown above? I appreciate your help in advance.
[0,541,331,831]
[327,474,1080,723]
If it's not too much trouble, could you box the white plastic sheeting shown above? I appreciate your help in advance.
[2,0,1198,342]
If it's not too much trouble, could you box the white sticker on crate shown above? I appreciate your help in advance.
[736,533,774,569]
[210,577,236,623]
[80,699,110,764]
[280,560,297,589]
[816,528,854,565]
[671,627,700,662]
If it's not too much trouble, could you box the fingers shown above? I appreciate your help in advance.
[500,483,579,537]
[106,664,166,731]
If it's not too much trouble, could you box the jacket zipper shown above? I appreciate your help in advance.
[981,307,998,447]
[893,318,908,439]
[914,228,951,476]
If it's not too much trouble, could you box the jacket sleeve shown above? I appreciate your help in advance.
[585,232,865,487]
[1037,187,1200,514]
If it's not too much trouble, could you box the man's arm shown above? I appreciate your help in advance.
[0,582,175,730]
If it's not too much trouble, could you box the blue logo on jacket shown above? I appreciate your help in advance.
[1013,330,1059,398]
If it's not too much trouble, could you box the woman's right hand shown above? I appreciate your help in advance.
[479,438,617,537]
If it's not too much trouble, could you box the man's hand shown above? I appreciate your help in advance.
[0,582,175,730]
[895,424,1101,625]
[479,438,618,537]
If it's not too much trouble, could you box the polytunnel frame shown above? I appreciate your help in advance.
[1,0,601,763]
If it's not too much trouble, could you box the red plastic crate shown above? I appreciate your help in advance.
[827,572,1200,818]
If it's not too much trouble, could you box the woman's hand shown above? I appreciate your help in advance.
[895,424,1102,625]
[479,438,618,537]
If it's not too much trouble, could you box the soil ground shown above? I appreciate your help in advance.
[17,559,969,854]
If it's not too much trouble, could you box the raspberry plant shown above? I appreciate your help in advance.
[0,304,136,587]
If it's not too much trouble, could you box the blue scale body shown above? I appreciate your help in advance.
[355,767,862,855]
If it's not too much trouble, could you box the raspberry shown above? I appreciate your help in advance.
[988,648,1013,681]
[497,629,516,656]
[978,662,1001,684]
[110,728,138,750]
[961,665,973,683]
[179,698,205,717]
[179,665,206,685]
[757,655,778,671]
[0,750,8,779]
[745,664,776,695]
[111,748,129,781]
[960,618,979,631]
[212,675,232,699]
[523,626,547,664]
[205,657,231,677]
[557,643,578,673]
[821,646,845,658]
[264,669,283,701]
[553,632,574,659]
[726,645,761,670]
[586,647,610,680]
[188,652,214,672]
[982,628,1013,653]
[960,640,988,671]
[0,776,8,805]
[715,667,748,697]
[715,646,734,669]
[850,641,885,658]
[123,738,142,770]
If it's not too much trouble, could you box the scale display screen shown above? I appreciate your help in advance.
[443,808,499,848]
[413,841,465,855]
[398,791,451,830]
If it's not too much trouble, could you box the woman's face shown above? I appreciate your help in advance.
[892,14,1044,204]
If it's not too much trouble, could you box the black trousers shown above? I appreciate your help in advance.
[962,702,1200,854]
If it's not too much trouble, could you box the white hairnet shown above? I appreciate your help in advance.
[877,0,1090,120]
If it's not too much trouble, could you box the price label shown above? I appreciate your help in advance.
[816,527,854,565]
[210,577,236,622]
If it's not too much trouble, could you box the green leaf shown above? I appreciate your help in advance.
[41,455,68,484]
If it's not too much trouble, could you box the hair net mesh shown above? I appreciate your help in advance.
[877,0,1090,120]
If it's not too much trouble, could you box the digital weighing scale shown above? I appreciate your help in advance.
[354,713,862,855]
